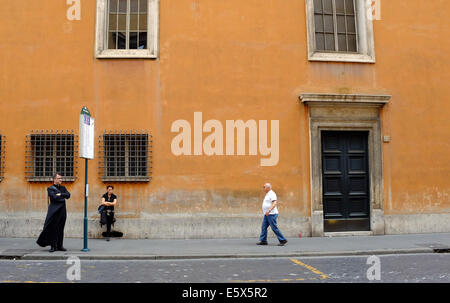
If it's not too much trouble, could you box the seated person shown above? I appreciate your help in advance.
[101,185,117,241]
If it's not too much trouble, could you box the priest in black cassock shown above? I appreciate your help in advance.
[36,173,70,252]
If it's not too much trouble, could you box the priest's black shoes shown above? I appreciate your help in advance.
[57,247,67,251]
[49,246,56,253]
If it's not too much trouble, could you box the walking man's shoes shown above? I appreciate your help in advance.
[278,240,288,246]
[57,247,67,251]
[256,241,268,245]
[49,246,56,253]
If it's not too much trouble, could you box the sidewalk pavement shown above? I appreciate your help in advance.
[1,233,450,261]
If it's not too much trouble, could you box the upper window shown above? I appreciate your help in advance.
[25,131,78,182]
[95,0,159,59]
[306,0,375,63]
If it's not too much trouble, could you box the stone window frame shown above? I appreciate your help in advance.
[305,0,376,63]
[300,93,391,236]
[95,0,159,59]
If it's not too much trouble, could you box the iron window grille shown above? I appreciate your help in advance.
[99,131,152,182]
[0,134,5,181]
[25,131,78,182]
[313,0,358,52]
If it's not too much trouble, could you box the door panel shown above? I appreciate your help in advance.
[322,131,370,232]
[323,197,345,218]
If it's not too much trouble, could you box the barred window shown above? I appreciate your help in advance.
[314,0,357,52]
[0,134,5,181]
[25,131,78,182]
[99,131,152,181]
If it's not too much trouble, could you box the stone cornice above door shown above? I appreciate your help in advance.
[299,93,391,108]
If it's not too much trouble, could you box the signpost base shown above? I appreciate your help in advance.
[81,216,90,252]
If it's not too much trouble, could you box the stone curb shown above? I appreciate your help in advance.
[1,247,434,261]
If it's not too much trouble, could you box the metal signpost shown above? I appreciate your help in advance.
[79,106,94,252]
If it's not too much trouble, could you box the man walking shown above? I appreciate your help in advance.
[257,183,288,246]
[36,173,70,252]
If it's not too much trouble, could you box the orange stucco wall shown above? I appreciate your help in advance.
[0,1,449,231]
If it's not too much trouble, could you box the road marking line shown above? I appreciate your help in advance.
[229,277,319,283]
[290,259,329,280]
[24,281,66,283]
[229,279,273,283]
[2,279,70,283]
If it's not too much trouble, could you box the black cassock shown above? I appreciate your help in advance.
[36,184,70,248]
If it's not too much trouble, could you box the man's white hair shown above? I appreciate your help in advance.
[264,183,272,189]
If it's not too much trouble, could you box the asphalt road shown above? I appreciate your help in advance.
[1,253,449,283]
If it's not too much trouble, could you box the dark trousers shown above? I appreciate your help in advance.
[106,211,114,237]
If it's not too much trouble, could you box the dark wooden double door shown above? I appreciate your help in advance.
[322,131,370,232]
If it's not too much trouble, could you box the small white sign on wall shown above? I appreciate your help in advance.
[79,107,95,159]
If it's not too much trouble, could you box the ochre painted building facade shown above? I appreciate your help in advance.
[0,0,449,238]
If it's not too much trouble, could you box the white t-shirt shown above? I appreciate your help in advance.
[262,190,278,215]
